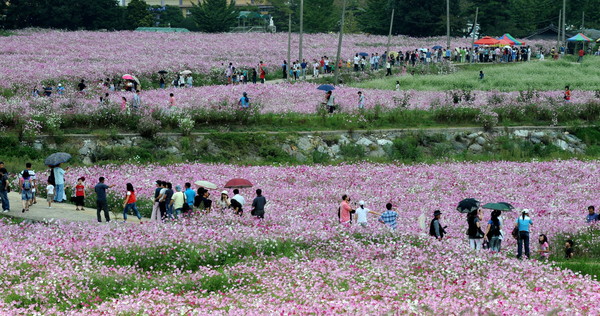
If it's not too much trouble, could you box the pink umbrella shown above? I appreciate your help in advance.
[122,74,134,80]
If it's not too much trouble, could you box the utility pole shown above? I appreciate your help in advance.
[470,7,478,50]
[581,11,584,29]
[557,10,562,49]
[446,0,450,48]
[287,13,291,82]
[334,0,347,86]
[386,9,395,56]
[299,0,304,63]
[562,0,566,44]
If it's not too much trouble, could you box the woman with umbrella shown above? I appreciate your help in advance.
[467,209,485,251]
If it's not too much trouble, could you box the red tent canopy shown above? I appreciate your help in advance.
[496,38,514,46]
[474,36,500,46]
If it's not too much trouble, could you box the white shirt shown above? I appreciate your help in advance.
[356,207,370,223]
[232,194,245,206]
[353,56,360,65]
[46,184,55,195]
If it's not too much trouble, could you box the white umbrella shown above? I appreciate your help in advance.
[194,180,217,189]
[180,70,192,75]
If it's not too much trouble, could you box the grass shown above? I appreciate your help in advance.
[353,55,600,92]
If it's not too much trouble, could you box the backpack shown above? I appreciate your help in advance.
[22,178,32,190]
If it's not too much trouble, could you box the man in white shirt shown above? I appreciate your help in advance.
[353,54,360,71]
[232,189,245,207]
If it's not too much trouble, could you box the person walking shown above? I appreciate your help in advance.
[282,60,288,79]
[250,189,267,219]
[46,182,54,209]
[74,177,86,211]
[515,209,533,259]
[19,163,37,206]
[251,68,257,84]
[95,177,114,223]
[0,168,8,212]
[385,59,392,76]
[467,209,485,251]
[339,194,353,225]
[577,48,585,63]
[151,180,163,221]
[429,210,446,240]
[259,61,266,84]
[132,90,141,110]
[378,203,398,230]
[484,210,503,252]
[19,170,33,213]
[53,165,68,203]
[355,200,377,227]
[184,183,196,214]
[122,183,142,222]
[323,91,335,114]
[170,185,185,219]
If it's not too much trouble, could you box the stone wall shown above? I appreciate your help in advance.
[32,126,588,164]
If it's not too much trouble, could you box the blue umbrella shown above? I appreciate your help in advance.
[432,45,443,50]
[44,152,72,167]
[317,84,335,92]
[358,52,369,57]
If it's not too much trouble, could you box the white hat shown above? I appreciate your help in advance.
[521,209,530,214]
[58,83,62,87]
[221,190,228,195]
[359,200,365,206]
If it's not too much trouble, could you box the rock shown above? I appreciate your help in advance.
[468,144,483,152]
[530,137,541,144]
[377,139,393,146]
[339,135,350,145]
[292,152,307,162]
[368,147,386,158]
[553,139,569,151]
[531,132,545,138]
[47,143,57,150]
[514,130,529,137]
[281,144,292,154]
[317,145,328,153]
[467,133,479,139]
[356,137,373,147]
[575,148,585,154]
[166,146,180,154]
[297,137,312,151]
[330,145,340,154]
[82,156,93,165]
[476,136,486,146]
[453,142,467,151]
[564,134,580,144]
[33,142,43,151]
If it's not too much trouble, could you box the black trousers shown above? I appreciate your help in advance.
[159,202,167,219]
[96,200,110,222]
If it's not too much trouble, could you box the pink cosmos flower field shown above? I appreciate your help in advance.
[0,30,553,89]
[3,160,598,314]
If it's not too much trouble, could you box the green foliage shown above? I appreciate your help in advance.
[190,0,237,33]
[387,137,422,161]
[126,0,153,29]
[339,144,365,159]
[3,0,126,30]
[550,228,600,280]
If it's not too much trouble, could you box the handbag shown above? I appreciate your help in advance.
[511,226,519,239]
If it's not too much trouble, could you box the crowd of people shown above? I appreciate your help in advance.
[0,162,269,223]
[336,193,591,260]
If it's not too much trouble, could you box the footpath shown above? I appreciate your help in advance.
[2,192,145,223]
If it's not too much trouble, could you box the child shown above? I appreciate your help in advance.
[357,91,365,109]
[74,177,85,211]
[238,92,250,108]
[538,234,549,260]
[479,70,484,80]
[395,81,400,91]
[564,86,571,102]
[46,183,55,209]
[565,240,574,259]
[169,93,175,107]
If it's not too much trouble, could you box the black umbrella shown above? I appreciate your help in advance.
[158,70,168,74]
[457,198,480,214]
[44,152,72,166]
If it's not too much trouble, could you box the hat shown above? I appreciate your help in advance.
[58,83,62,87]
[175,185,182,192]
[521,209,530,214]
[359,200,365,206]
[433,210,442,216]
[221,190,228,195]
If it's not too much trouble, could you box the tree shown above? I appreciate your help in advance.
[303,0,337,33]
[190,0,237,33]
[127,0,153,29]
[152,5,184,28]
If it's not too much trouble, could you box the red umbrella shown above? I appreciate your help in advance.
[474,36,500,46]
[224,178,253,188]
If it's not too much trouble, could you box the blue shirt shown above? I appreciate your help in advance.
[516,217,532,232]
[587,213,598,223]
[380,211,397,229]
[240,97,249,108]
[54,167,65,185]
[184,188,196,206]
